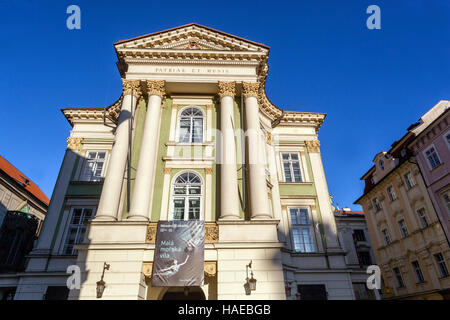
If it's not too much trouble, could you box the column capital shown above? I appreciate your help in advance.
[218,81,236,98]
[122,79,141,98]
[305,140,320,153]
[242,81,260,98]
[66,137,83,151]
[146,80,166,98]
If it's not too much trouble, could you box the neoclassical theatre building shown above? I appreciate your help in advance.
[13,24,356,300]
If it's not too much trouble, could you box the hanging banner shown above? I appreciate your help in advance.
[152,220,204,287]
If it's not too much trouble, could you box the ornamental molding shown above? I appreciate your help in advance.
[218,81,236,98]
[242,81,260,98]
[122,79,142,98]
[142,262,153,279]
[164,167,172,174]
[67,137,83,150]
[146,223,158,243]
[205,168,213,175]
[204,261,217,277]
[64,24,327,132]
[205,222,219,243]
[146,80,166,97]
[305,140,320,153]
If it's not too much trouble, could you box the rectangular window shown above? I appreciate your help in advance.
[387,186,397,202]
[359,251,372,266]
[404,172,415,190]
[353,229,366,242]
[393,267,404,288]
[411,261,425,283]
[398,219,408,238]
[290,208,315,253]
[382,229,391,246]
[417,208,428,228]
[372,197,381,211]
[424,146,441,170]
[62,208,95,255]
[445,132,450,148]
[442,191,450,215]
[282,153,302,182]
[80,151,107,181]
[434,253,449,278]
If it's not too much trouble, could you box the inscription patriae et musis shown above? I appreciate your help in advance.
[154,67,230,74]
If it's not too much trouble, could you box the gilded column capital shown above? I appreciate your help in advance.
[218,81,236,98]
[67,137,83,150]
[305,140,320,153]
[122,79,141,98]
[146,80,166,98]
[242,81,260,98]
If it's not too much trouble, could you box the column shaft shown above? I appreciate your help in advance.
[243,82,271,219]
[129,81,165,220]
[96,80,140,220]
[218,81,241,220]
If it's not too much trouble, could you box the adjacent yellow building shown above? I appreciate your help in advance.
[355,103,450,300]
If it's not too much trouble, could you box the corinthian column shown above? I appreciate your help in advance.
[128,80,165,221]
[243,82,271,219]
[218,81,241,220]
[95,79,141,221]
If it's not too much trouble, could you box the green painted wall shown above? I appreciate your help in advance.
[150,98,172,221]
[121,98,147,219]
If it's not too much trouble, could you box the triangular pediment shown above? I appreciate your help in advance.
[114,23,269,53]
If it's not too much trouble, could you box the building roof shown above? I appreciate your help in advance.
[0,155,50,205]
[114,22,270,49]
[335,209,365,217]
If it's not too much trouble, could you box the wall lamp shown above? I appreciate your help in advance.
[96,262,110,299]
[244,260,257,295]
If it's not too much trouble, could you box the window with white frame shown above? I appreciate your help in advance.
[62,207,95,255]
[387,186,397,202]
[434,253,449,278]
[442,191,450,215]
[80,151,107,181]
[171,172,202,220]
[281,153,302,182]
[398,219,408,238]
[417,208,429,228]
[404,172,415,190]
[381,229,391,246]
[177,107,204,143]
[289,208,316,253]
[424,146,441,170]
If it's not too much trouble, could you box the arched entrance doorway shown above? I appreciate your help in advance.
[161,287,206,300]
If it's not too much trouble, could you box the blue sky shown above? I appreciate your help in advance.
[0,0,449,209]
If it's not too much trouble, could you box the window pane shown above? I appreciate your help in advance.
[192,118,203,143]
[173,199,185,220]
[299,209,309,225]
[189,186,201,195]
[174,187,186,195]
[188,198,200,220]
[283,162,292,182]
[292,161,301,182]
[178,119,191,142]
[71,209,83,225]
[290,209,299,224]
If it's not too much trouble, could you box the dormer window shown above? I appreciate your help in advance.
[379,160,385,171]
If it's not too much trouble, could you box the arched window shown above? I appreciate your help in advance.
[178,107,203,143]
[171,172,202,220]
